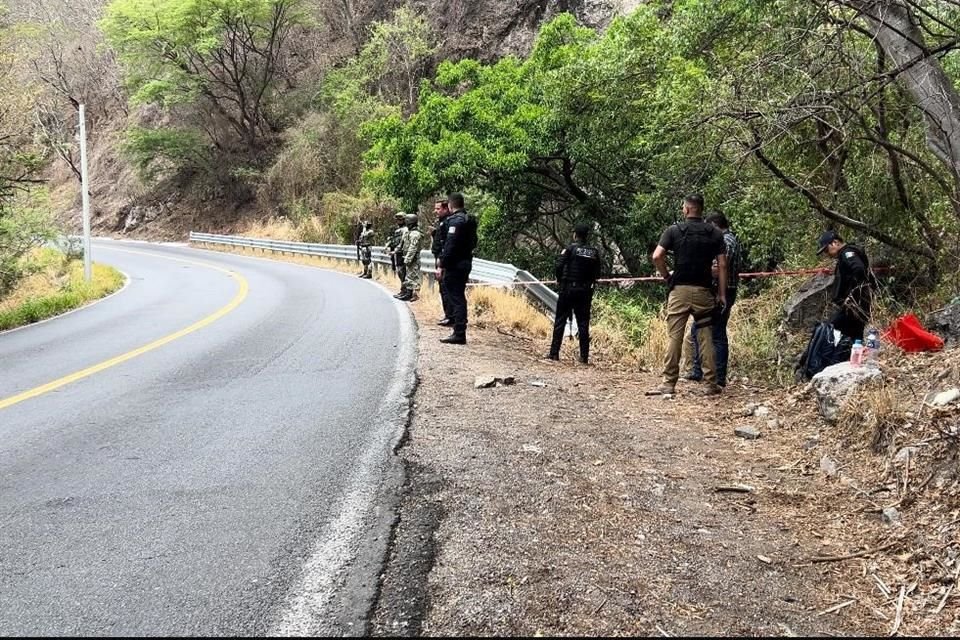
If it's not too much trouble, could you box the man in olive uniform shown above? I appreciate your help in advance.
[358,221,375,279]
[438,193,478,345]
[430,200,454,325]
[548,222,602,364]
[387,212,409,296]
[650,194,728,396]
[817,230,873,341]
[398,213,424,302]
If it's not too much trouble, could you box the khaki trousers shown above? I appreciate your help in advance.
[663,285,717,386]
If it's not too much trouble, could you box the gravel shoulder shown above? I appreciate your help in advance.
[370,306,870,636]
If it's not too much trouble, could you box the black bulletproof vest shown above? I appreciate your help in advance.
[672,220,719,288]
[562,243,600,287]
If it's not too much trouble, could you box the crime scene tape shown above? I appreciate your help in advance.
[462,266,892,289]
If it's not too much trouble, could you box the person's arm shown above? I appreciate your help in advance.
[440,218,461,267]
[404,232,420,264]
[555,247,570,283]
[716,253,728,307]
[652,245,670,281]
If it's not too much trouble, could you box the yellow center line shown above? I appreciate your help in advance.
[0,246,249,412]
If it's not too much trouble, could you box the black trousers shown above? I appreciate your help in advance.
[831,307,867,342]
[439,273,453,319]
[550,288,594,361]
[397,264,407,288]
[442,265,471,336]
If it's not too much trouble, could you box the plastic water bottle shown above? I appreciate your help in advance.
[850,339,864,366]
[865,329,880,363]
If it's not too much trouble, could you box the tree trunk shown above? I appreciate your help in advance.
[850,1,960,183]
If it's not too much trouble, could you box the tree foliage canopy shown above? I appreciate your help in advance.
[365,1,960,278]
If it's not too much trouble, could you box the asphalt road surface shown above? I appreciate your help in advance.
[0,240,416,636]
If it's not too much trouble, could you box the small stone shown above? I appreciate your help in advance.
[803,436,820,451]
[521,444,543,455]
[499,376,516,386]
[757,555,773,564]
[766,418,782,429]
[820,455,839,477]
[742,403,758,417]
[754,405,771,417]
[474,376,497,389]
[528,379,547,388]
[928,388,960,407]
[735,426,761,440]
[882,506,901,525]
[894,447,919,464]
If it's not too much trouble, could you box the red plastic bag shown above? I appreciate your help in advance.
[882,313,944,353]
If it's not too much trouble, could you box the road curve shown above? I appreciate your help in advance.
[0,240,416,636]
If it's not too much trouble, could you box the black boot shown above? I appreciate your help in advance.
[440,333,466,345]
[437,318,453,326]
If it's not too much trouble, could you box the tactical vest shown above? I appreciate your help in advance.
[671,220,720,288]
[561,243,600,289]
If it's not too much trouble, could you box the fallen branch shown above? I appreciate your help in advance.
[714,484,755,493]
[818,599,857,616]
[890,585,905,636]
[496,326,534,341]
[804,539,901,564]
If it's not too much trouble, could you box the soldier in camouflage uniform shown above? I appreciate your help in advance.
[397,213,424,302]
[358,221,375,279]
[387,212,409,296]
[391,213,410,298]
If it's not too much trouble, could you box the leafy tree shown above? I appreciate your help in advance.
[102,0,308,175]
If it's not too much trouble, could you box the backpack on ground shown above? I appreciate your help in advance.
[796,321,852,381]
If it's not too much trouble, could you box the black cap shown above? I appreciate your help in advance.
[816,230,839,255]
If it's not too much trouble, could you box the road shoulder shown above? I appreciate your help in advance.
[371,304,863,636]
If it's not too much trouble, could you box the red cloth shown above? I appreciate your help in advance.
[882,313,944,353]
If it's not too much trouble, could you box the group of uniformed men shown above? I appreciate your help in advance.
[356,193,478,344]
[358,192,872,388]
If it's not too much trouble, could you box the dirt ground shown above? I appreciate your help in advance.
[368,301,916,637]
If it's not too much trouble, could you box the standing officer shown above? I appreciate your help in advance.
[438,193,478,345]
[398,213,424,302]
[650,194,728,396]
[387,212,409,297]
[358,221,375,279]
[686,213,742,387]
[547,222,602,364]
[430,200,454,326]
[817,230,872,341]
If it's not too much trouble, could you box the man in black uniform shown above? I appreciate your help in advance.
[430,199,454,326]
[650,194,728,396]
[817,230,872,341]
[438,193,478,345]
[548,222,602,364]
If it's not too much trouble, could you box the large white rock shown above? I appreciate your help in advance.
[812,362,883,423]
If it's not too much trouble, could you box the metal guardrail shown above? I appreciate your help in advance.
[189,232,560,315]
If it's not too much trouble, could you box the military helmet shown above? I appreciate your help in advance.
[395,211,406,220]
[405,213,419,226]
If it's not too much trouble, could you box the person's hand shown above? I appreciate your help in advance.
[436,267,444,280]
[717,292,727,313]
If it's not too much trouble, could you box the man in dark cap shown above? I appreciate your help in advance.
[548,222,602,364]
[817,230,872,341]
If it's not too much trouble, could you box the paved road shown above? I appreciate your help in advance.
[0,241,416,636]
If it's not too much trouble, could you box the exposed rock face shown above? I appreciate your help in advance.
[783,273,834,330]
[927,301,960,348]
[409,0,642,59]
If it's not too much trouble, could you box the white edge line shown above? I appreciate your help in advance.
[0,269,132,338]
[206,243,419,635]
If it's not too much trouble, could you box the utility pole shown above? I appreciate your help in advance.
[79,104,92,282]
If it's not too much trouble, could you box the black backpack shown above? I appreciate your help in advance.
[796,321,852,381]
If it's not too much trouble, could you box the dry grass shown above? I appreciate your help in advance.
[837,381,907,453]
[469,286,551,337]
[0,250,125,331]
[239,217,303,242]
